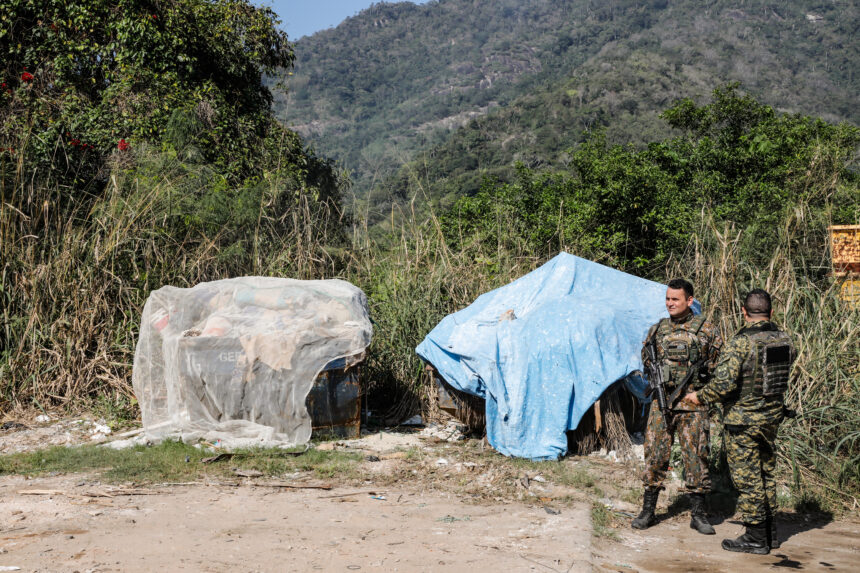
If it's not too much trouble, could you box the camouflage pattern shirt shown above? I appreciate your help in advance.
[696,320,785,426]
[642,311,723,412]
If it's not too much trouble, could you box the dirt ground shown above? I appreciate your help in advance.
[594,511,859,573]
[0,474,593,573]
[0,418,858,572]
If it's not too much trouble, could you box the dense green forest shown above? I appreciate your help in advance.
[1,0,345,409]
[276,0,857,222]
[1,0,857,510]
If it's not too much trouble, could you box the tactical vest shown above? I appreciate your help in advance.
[656,314,707,386]
[738,324,795,399]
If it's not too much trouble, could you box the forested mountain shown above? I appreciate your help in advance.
[274,0,857,221]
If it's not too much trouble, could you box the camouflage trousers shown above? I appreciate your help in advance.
[725,422,779,526]
[642,400,711,493]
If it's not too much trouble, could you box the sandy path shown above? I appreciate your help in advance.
[0,475,593,573]
[593,511,859,572]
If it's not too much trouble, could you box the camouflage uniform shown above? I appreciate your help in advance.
[697,320,792,526]
[642,312,722,493]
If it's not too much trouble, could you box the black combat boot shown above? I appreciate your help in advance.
[767,517,780,549]
[721,523,769,554]
[689,493,715,535]
[631,488,659,530]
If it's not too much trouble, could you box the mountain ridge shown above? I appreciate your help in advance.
[274,0,857,219]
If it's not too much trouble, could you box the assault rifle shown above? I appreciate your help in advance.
[644,334,707,430]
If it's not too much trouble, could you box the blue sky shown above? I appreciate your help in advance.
[261,1,433,40]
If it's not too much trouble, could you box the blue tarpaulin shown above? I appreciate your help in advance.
[416,252,685,460]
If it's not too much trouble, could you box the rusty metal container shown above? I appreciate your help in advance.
[307,354,363,438]
[829,225,860,309]
[838,278,860,311]
[830,225,860,275]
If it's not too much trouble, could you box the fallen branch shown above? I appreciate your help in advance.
[261,482,333,490]
[319,490,383,499]
[519,554,560,572]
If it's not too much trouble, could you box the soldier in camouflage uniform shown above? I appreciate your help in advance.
[631,279,722,535]
[686,289,795,555]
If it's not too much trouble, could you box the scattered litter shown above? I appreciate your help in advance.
[232,468,264,478]
[437,515,471,523]
[419,420,468,442]
[589,448,620,462]
[35,415,51,423]
[599,497,638,516]
[90,422,112,436]
[400,415,423,426]
[544,507,561,515]
[1,422,27,431]
[435,458,449,466]
[532,475,546,483]
[371,495,387,501]
[365,455,381,462]
[0,566,21,571]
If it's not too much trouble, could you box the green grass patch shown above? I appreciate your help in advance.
[501,457,598,490]
[591,502,620,540]
[0,441,362,484]
[620,487,641,506]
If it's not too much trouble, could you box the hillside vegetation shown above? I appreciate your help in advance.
[276,0,857,221]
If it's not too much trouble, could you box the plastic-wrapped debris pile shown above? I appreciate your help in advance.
[419,420,469,442]
[130,277,372,449]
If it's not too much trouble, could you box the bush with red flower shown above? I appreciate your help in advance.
[0,0,310,191]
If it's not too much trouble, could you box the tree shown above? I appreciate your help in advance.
[444,85,859,272]
[0,0,297,189]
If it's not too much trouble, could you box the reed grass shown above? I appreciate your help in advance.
[1,142,856,512]
[1,143,342,414]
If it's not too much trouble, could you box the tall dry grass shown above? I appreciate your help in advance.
[668,209,859,510]
[1,145,342,414]
[1,144,856,510]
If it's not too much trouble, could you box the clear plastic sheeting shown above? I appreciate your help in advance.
[132,277,372,448]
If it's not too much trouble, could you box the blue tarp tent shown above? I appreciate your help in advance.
[416,252,682,460]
